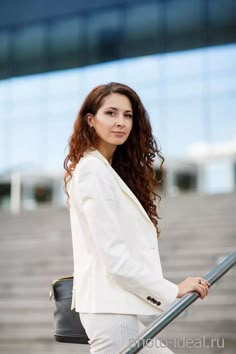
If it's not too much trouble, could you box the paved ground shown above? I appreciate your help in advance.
[0,191,235,354]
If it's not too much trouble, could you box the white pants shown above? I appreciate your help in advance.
[79,313,174,354]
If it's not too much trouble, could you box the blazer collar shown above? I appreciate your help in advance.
[85,149,154,225]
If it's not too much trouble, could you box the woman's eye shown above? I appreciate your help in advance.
[105,111,132,118]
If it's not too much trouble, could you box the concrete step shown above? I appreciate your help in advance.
[1,280,235,302]
[0,270,234,289]
[0,330,236,354]
[0,317,235,339]
[0,339,89,354]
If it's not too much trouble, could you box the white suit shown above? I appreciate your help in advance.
[69,148,178,315]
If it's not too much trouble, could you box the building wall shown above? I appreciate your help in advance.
[0,0,235,78]
[0,44,235,174]
[0,0,235,202]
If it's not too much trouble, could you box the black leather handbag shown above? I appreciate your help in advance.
[49,275,89,344]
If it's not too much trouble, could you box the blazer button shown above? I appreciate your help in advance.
[147,296,151,301]
[156,301,161,306]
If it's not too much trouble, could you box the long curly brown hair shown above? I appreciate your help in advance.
[63,82,166,237]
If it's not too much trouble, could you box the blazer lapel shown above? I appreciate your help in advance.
[86,149,153,224]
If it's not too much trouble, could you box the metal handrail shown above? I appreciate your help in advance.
[120,250,236,354]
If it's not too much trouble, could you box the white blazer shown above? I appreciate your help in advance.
[69,149,178,315]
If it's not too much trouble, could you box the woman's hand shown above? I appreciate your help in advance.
[177,277,211,300]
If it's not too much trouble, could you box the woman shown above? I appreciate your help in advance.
[64,82,210,353]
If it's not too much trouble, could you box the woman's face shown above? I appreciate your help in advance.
[87,93,133,149]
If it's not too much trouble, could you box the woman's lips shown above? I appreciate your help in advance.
[112,132,126,137]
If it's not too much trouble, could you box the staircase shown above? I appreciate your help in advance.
[0,192,235,354]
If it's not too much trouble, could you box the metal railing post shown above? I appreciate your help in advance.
[120,250,236,354]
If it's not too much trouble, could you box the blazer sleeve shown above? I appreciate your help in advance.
[77,161,179,312]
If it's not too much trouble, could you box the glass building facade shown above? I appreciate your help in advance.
[0,0,235,79]
[0,43,235,175]
[0,0,235,202]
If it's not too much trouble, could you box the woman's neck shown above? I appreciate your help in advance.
[97,144,117,165]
